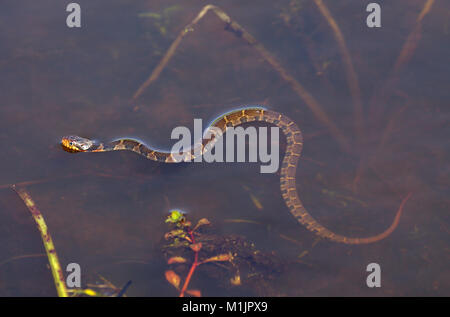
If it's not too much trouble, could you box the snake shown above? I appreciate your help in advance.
[61,106,404,244]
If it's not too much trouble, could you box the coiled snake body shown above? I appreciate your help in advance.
[62,107,403,244]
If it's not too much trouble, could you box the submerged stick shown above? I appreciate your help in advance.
[355,0,435,190]
[368,0,435,121]
[117,280,132,297]
[0,253,46,267]
[393,0,435,73]
[132,4,351,152]
[313,0,365,144]
[12,186,68,297]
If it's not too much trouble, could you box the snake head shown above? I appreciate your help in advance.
[61,135,94,152]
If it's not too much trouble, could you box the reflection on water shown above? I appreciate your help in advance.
[0,0,448,296]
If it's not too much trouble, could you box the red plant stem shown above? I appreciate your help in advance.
[179,228,199,297]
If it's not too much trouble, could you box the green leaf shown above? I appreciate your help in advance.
[165,210,186,224]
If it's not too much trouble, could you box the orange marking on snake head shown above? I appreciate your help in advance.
[61,136,94,153]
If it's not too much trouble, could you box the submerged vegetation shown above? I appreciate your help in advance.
[138,5,182,36]
[7,192,283,296]
[0,1,443,296]
[163,210,285,296]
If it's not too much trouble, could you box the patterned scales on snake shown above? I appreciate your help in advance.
[62,107,404,244]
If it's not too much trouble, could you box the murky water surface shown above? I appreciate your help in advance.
[0,0,448,296]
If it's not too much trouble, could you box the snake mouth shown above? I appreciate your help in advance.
[61,142,82,153]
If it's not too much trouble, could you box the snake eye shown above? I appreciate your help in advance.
[69,142,73,146]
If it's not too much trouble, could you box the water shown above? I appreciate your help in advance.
[0,0,448,296]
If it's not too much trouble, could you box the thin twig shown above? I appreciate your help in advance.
[313,0,365,144]
[0,253,46,267]
[368,0,435,121]
[393,0,435,73]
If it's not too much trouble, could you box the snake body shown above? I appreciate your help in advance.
[62,107,403,244]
